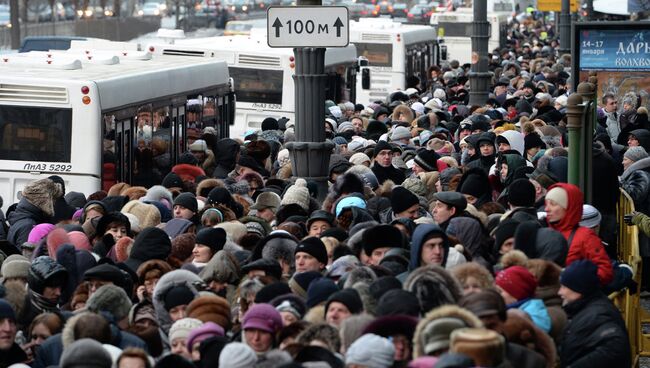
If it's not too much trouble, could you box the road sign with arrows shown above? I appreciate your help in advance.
[267,6,349,48]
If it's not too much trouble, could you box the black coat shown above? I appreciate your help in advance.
[559,292,630,368]
[0,342,28,366]
[591,143,619,215]
[7,198,51,249]
[371,163,406,185]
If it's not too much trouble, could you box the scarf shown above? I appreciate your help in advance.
[29,289,58,313]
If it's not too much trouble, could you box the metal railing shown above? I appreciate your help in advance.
[0,17,161,49]
[610,188,643,366]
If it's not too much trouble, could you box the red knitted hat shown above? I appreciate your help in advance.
[495,266,537,301]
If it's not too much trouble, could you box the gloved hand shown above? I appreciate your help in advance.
[624,212,638,226]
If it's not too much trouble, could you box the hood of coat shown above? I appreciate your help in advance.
[216,138,241,168]
[152,269,203,333]
[409,224,450,270]
[499,130,525,156]
[546,182,583,233]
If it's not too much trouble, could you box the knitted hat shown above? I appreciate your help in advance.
[373,140,392,157]
[290,271,323,299]
[345,334,395,368]
[195,228,227,253]
[414,150,440,172]
[1,254,31,280]
[560,259,600,296]
[187,322,225,351]
[361,225,403,256]
[624,146,648,162]
[295,237,328,265]
[173,192,198,213]
[450,328,506,367]
[545,187,568,209]
[307,277,339,307]
[580,204,602,229]
[350,152,371,166]
[391,186,420,214]
[59,338,112,368]
[169,318,203,342]
[333,136,349,145]
[255,282,292,304]
[524,133,546,152]
[507,178,536,207]
[391,126,411,141]
[242,303,283,334]
[186,294,231,330]
[493,219,520,248]
[495,266,537,301]
[376,289,421,317]
[281,178,311,212]
[86,284,133,321]
[218,342,258,368]
[325,288,363,315]
[164,285,195,311]
[0,299,15,321]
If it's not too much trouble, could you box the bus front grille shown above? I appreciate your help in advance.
[238,54,281,67]
[0,84,68,103]
[361,33,391,42]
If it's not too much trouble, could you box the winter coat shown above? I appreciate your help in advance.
[512,298,551,333]
[621,156,650,215]
[547,183,613,285]
[372,162,406,185]
[213,138,241,179]
[604,110,621,143]
[7,198,51,249]
[378,206,431,225]
[152,269,203,334]
[559,292,631,368]
[506,342,546,368]
[592,143,620,215]
[0,342,28,366]
[201,149,217,176]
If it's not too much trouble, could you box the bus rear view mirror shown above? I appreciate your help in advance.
[361,68,371,90]
[358,56,369,68]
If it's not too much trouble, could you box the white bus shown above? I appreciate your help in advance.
[429,8,510,64]
[349,18,442,105]
[0,42,234,209]
[147,34,359,139]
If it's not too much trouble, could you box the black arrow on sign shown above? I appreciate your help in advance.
[272,17,283,38]
[333,17,344,37]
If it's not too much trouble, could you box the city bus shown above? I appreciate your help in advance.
[147,34,359,138]
[349,18,442,105]
[429,8,510,64]
[0,41,234,210]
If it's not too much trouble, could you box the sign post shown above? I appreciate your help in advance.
[269,5,349,201]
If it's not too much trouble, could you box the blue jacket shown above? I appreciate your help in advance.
[509,298,552,333]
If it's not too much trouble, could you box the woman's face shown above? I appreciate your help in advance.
[30,323,52,346]
[192,244,213,263]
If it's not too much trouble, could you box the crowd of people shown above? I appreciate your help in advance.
[0,9,645,368]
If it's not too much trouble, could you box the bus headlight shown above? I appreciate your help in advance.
[242,5,248,11]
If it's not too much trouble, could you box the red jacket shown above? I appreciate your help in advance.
[547,183,613,285]
[171,164,206,183]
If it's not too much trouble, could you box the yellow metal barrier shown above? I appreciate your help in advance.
[610,189,643,366]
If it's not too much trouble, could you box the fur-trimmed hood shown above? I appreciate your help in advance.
[152,269,203,334]
[413,304,483,358]
[196,178,225,198]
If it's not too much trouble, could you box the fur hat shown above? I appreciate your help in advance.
[121,200,161,229]
[281,178,311,211]
[450,328,506,367]
[404,265,463,314]
[450,262,494,290]
[86,284,133,321]
[186,294,231,331]
[169,318,203,342]
[22,178,62,216]
[624,146,648,162]
[413,305,483,358]
[361,225,403,256]
[1,254,31,280]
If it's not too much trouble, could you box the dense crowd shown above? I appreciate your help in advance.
[0,9,646,368]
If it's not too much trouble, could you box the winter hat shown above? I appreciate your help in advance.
[1,254,31,280]
[494,219,520,248]
[294,237,328,265]
[325,288,363,315]
[290,270,323,299]
[195,228,227,253]
[121,200,161,229]
[495,266,537,301]
[545,187,568,209]
[450,328,505,367]
[373,140,392,157]
[281,178,311,212]
[624,146,648,162]
[271,293,308,320]
[0,299,15,321]
[255,282,292,304]
[333,136,348,146]
[242,303,283,334]
[368,276,403,301]
[189,139,208,152]
[560,259,600,296]
[507,178,536,207]
[579,204,602,229]
[186,295,231,331]
[67,231,92,252]
[391,126,411,141]
[28,223,56,244]
[338,121,355,133]
[376,289,421,317]
[361,225,403,256]
[335,195,367,217]
[524,133,546,152]
[391,186,420,214]
[187,322,225,351]
[345,334,395,368]
[307,277,339,308]
[173,192,198,213]
[169,318,203,342]
[218,342,257,368]
[350,152,371,166]
[59,338,112,368]
[414,150,440,172]
[86,284,132,321]
[22,178,61,216]
[164,285,195,311]
[262,117,279,131]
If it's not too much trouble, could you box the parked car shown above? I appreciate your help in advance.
[139,2,162,16]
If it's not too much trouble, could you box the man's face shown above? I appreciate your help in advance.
[257,208,275,222]
[420,236,445,266]
[433,201,455,224]
[295,252,323,273]
[494,85,506,95]
[498,142,511,152]
[395,203,420,220]
[42,286,62,302]
[308,220,331,237]
[558,285,582,306]
[174,205,195,220]
[479,314,504,334]
[376,149,392,167]
[352,118,364,134]
[368,246,392,266]
[0,318,16,350]
[480,142,494,156]
[325,301,352,327]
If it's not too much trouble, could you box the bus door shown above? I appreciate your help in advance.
[217,92,236,140]
[170,102,187,166]
[113,115,134,186]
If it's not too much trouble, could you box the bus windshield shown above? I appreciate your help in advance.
[229,67,283,105]
[354,43,393,67]
[0,105,72,162]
